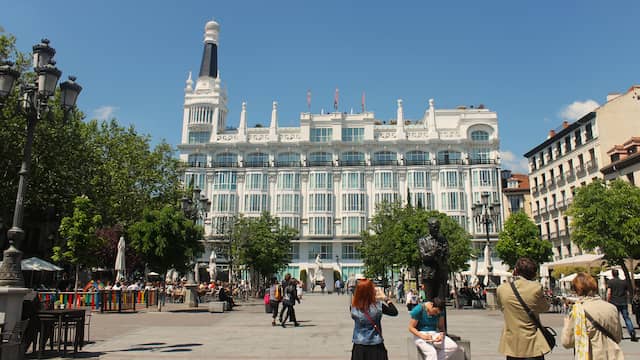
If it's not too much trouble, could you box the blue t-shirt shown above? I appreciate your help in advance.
[409,303,441,332]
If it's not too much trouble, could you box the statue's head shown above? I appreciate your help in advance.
[428,218,440,234]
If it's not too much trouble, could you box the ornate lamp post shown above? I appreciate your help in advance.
[181,187,209,307]
[0,39,82,287]
[472,192,501,309]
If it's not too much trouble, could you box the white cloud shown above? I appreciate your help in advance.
[93,106,118,121]
[500,150,529,174]
[559,99,599,121]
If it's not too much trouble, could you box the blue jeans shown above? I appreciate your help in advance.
[616,304,636,337]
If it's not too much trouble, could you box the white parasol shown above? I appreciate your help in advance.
[469,257,479,286]
[483,244,491,286]
[208,250,217,281]
[115,236,126,281]
[194,262,200,284]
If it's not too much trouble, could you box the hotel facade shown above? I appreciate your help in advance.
[178,20,505,282]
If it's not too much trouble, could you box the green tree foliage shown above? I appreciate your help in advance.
[231,212,296,280]
[53,195,103,267]
[496,211,552,269]
[360,202,473,277]
[551,265,602,279]
[127,205,204,275]
[567,179,640,285]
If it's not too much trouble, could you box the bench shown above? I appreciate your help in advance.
[207,301,225,313]
[407,336,470,360]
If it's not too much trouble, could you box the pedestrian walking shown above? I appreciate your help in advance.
[280,278,300,328]
[632,288,640,329]
[396,279,405,304]
[496,257,551,360]
[278,273,292,322]
[606,269,638,342]
[350,278,398,360]
[335,278,343,295]
[268,276,282,326]
[406,289,418,311]
[409,297,458,360]
[561,272,623,359]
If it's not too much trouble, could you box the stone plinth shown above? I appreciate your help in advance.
[184,284,199,308]
[485,286,498,310]
[0,286,30,360]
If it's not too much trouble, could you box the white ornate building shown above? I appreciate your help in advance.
[178,20,505,282]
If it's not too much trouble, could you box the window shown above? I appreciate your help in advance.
[440,171,463,188]
[471,130,489,141]
[308,242,333,259]
[342,243,360,260]
[547,147,553,162]
[574,130,582,147]
[342,193,367,212]
[310,128,333,142]
[588,148,596,164]
[244,194,269,212]
[308,217,333,235]
[472,169,496,187]
[342,128,364,142]
[185,173,205,190]
[245,152,269,167]
[277,173,300,190]
[289,243,300,260]
[212,216,234,235]
[450,215,468,230]
[188,131,210,144]
[374,171,398,189]
[441,192,466,211]
[245,173,268,190]
[408,171,430,189]
[276,194,301,212]
[556,142,562,157]
[309,172,332,189]
[509,195,523,212]
[308,193,333,212]
[342,216,366,235]
[308,152,333,166]
[212,194,237,212]
[188,154,207,167]
[409,192,434,209]
[375,193,399,205]
[405,150,430,165]
[585,123,593,141]
[540,151,545,166]
[277,152,300,167]
[213,171,237,190]
[341,151,365,166]
[565,136,572,152]
[215,152,237,166]
[469,148,490,164]
[373,151,397,165]
[342,172,366,189]
[279,217,300,232]
[437,150,462,165]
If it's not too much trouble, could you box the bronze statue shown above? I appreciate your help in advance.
[417,218,449,301]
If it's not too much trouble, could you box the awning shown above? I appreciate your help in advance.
[559,273,578,282]
[21,257,63,271]
[543,254,605,268]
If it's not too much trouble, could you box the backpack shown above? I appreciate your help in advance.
[275,285,283,301]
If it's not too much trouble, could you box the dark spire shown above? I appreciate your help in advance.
[199,42,217,78]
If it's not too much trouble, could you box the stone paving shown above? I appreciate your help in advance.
[46,293,640,359]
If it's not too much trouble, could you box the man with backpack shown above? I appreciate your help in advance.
[280,277,301,327]
[269,276,283,326]
[278,273,292,323]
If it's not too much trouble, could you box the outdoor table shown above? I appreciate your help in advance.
[36,308,85,357]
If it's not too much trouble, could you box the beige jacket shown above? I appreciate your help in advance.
[497,278,551,357]
[561,298,624,359]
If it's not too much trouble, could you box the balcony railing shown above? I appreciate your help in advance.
[186,161,207,168]
[436,159,464,165]
[556,175,565,186]
[549,231,558,239]
[339,160,367,166]
[559,229,567,237]
[558,200,566,209]
[468,158,497,165]
[307,160,334,167]
[532,209,539,216]
[243,161,270,168]
[546,179,555,189]
[276,161,302,167]
[548,203,557,212]
[586,160,598,172]
[575,165,586,176]
[531,185,538,194]
[405,159,433,166]
[212,161,239,168]
[565,171,576,181]
[371,159,399,166]
[540,206,548,214]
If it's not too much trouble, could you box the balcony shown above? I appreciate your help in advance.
[558,200,566,209]
[559,229,567,237]
[565,171,576,181]
[276,161,302,167]
[531,185,538,194]
[436,159,464,165]
[405,159,433,166]
[186,161,208,168]
[575,165,586,176]
[468,158,497,165]
[372,159,399,166]
[532,209,539,217]
[339,160,367,167]
[212,161,239,168]
[546,179,555,189]
[556,175,565,186]
[308,160,334,167]
[243,161,270,168]
[549,203,557,212]
[540,206,548,215]
[586,160,598,173]
[549,231,558,239]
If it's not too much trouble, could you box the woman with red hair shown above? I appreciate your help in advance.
[350,279,398,360]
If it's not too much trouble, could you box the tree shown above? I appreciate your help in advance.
[360,202,473,278]
[52,195,104,291]
[127,205,204,277]
[231,212,296,283]
[567,179,640,288]
[496,211,553,269]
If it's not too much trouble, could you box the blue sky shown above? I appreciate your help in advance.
[2,1,638,173]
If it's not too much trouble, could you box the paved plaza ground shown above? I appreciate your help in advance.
[49,293,640,359]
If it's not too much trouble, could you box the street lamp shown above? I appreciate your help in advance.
[181,187,210,282]
[472,192,501,288]
[0,39,82,287]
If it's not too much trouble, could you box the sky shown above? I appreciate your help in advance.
[2,1,638,173]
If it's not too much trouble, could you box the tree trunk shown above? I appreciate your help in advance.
[621,261,634,295]
[74,264,80,308]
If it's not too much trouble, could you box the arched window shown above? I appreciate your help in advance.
[188,154,207,168]
[277,152,301,167]
[373,151,397,165]
[437,150,462,165]
[245,152,269,167]
[215,152,238,167]
[471,130,489,141]
[341,152,365,166]
[405,151,430,165]
[308,152,333,166]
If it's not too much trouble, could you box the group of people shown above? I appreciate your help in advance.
[497,257,627,360]
[268,274,303,328]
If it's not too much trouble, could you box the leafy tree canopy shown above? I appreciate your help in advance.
[52,195,103,268]
[496,211,552,269]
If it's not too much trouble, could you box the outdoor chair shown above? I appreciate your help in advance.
[61,312,84,355]
[84,309,92,342]
[0,319,30,360]
[36,313,59,358]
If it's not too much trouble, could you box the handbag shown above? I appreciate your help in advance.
[362,308,383,341]
[509,281,557,349]
[584,311,618,343]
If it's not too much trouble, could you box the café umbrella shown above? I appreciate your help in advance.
[115,236,126,281]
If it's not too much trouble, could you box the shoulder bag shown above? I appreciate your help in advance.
[363,308,383,340]
[510,281,557,349]
[584,311,618,343]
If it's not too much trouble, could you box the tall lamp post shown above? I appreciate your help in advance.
[472,192,501,309]
[181,187,210,307]
[0,39,82,287]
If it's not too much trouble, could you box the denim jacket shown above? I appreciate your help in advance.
[351,301,398,345]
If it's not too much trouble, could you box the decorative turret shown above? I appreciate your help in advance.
[426,98,438,137]
[396,99,406,139]
[199,20,219,79]
[238,101,247,140]
[270,101,278,140]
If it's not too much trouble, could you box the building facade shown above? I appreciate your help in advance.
[524,86,640,261]
[601,137,640,183]
[501,171,531,219]
[178,20,505,281]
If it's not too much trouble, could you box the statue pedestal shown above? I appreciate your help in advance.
[184,284,199,308]
[485,286,498,310]
[0,287,30,360]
